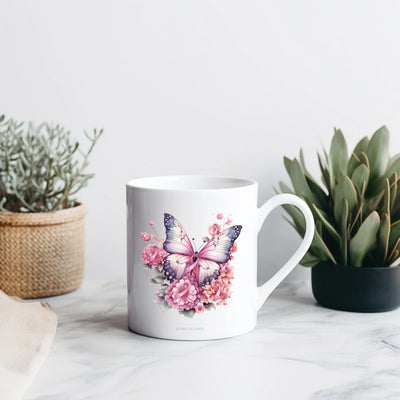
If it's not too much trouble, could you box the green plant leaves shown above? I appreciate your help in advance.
[389,220,400,252]
[330,129,348,182]
[0,114,103,212]
[280,125,400,267]
[351,164,369,197]
[349,211,380,267]
[366,125,389,182]
[311,229,338,264]
[347,136,369,177]
[312,204,340,243]
[300,252,320,267]
[334,176,358,225]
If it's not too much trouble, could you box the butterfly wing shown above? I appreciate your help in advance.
[195,225,242,286]
[198,225,242,264]
[196,258,221,286]
[162,213,195,282]
[163,213,194,256]
[163,254,193,282]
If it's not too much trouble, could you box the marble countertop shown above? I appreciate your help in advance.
[25,279,400,400]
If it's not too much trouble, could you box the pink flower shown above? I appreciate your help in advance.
[149,220,154,226]
[141,232,151,242]
[142,244,167,266]
[230,242,237,253]
[195,303,206,313]
[164,274,202,311]
[208,223,221,237]
[202,266,234,306]
[217,213,223,220]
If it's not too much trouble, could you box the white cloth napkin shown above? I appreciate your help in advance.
[0,291,57,400]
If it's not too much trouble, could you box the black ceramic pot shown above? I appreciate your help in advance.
[311,262,400,312]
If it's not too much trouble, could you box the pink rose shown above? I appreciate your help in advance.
[216,213,223,220]
[164,274,203,311]
[195,303,206,313]
[208,223,221,237]
[202,269,233,306]
[141,232,151,242]
[149,220,154,226]
[142,244,167,266]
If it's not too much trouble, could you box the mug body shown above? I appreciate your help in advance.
[127,175,258,340]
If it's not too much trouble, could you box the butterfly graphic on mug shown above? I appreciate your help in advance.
[140,213,242,317]
[162,213,242,286]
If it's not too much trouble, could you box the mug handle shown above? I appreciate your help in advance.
[256,193,314,310]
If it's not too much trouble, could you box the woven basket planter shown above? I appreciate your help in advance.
[0,203,86,298]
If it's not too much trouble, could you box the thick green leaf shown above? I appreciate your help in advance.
[300,252,320,267]
[299,148,309,174]
[330,129,348,181]
[318,152,333,194]
[382,179,391,216]
[289,159,315,204]
[334,176,358,225]
[380,213,391,264]
[388,237,400,265]
[312,229,337,264]
[347,136,369,177]
[349,211,380,267]
[312,204,341,243]
[316,220,323,237]
[351,164,369,197]
[340,198,349,265]
[349,201,364,235]
[389,220,400,252]
[283,156,293,176]
[386,154,400,179]
[305,176,328,209]
[282,204,306,236]
[323,149,335,194]
[364,191,384,217]
[390,172,398,212]
[370,155,400,196]
[283,216,300,234]
[366,125,390,182]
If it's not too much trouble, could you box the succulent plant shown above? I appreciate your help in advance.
[279,126,400,267]
[0,114,102,212]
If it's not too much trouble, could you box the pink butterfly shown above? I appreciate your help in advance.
[162,213,242,286]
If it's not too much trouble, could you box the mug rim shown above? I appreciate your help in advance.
[126,175,257,192]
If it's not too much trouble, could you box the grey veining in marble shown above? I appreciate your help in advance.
[25,279,400,400]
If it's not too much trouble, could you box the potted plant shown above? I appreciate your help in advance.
[278,126,400,312]
[0,114,102,298]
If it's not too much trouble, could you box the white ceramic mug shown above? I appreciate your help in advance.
[126,176,314,340]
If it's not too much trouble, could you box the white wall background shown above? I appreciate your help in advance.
[1,1,400,285]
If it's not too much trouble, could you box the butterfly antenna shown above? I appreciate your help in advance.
[191,238,198,252]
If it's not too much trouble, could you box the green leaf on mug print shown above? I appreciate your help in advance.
[179,310,195,318]
[150,273,166,284]
[160,301,172,311]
